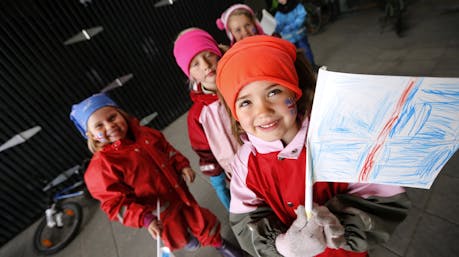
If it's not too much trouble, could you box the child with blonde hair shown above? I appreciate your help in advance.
[216,3,265,45]
[216,35,410,257]
[173,28,240,210]
[69,93,243,257]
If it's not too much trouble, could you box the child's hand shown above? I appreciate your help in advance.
[181,167,196,183]
[313,205,346,249]
[275,205,326,257]
[147,218,162,239]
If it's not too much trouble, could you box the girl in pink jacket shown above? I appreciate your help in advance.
[173,28,240,210]
[69,93,243,257]
[216,35,410,257]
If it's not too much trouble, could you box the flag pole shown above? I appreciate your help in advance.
[157,198,161,257]
[305,140,314,219]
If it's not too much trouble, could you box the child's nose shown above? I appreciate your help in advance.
[244,27,254,37]
[255,101,272,115]
[200,59,211,70]
[105,121,116,129]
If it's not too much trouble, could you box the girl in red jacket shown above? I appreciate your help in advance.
[173,28,240,210]
[216,35,410,257]
[69,93,243,257]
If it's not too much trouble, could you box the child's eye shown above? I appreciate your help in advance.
[268,88,282,97]
[238,100,251,108]
[108,114,117,122]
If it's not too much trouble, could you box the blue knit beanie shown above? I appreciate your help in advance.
[70,93,118,138]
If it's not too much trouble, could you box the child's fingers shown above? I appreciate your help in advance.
[184,169,196,183]
[183,172,191,183]
[147,226,159,239]
[147,219,162,239]
[188,170,196,183]
[181,167,196,183]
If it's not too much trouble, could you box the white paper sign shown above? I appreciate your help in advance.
[307,69,459,189]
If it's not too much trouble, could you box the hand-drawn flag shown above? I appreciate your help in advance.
[307,69,459,189]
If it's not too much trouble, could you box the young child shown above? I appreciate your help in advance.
[69,93,243,257]
[275,0,317,67]
[216,3,265,45]
[173,28,240,210]
[216,35,410,257]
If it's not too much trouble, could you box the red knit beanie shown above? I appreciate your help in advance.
[216,35,302,120]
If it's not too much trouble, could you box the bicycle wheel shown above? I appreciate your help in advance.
[33,202,83,255]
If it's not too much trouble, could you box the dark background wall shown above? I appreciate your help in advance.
[0,0,242,246]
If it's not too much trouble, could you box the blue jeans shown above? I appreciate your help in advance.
[295,36,315,66]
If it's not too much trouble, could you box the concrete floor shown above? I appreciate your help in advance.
[1,0,459,256]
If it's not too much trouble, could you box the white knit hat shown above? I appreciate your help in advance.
[216,4,264,45]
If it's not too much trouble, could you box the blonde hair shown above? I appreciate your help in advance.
[86,108,131,154]
[229,8,257,24]
[222,49,316,144]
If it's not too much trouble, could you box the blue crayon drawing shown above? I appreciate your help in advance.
[308,69,459,189]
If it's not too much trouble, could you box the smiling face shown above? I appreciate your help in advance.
[235,81,299,144]
[227,13,257,42]
[86,106,128,144]
[189,50,219,91]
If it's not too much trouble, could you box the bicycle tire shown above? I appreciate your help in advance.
[33,202,83,255]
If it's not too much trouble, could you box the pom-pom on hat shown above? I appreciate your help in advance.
[70,93,118,138]
[173,28,222,78]
[216,4,265,45]
[216,35,302,120]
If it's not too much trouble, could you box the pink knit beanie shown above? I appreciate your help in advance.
[216,4,265,45]
[173,28,222,78]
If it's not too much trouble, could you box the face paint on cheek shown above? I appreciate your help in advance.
[95,132,107,143]
[252,27,257,34]
[285,97,297,116]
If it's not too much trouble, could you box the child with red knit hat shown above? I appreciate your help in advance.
[173,28,240,211]
[216,3,265,45]
[216,35,410,257]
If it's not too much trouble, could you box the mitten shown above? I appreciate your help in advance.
[312,205,346,249]
[275,205,326,257]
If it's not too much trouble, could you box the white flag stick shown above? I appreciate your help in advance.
[305,141,314,219]
[157,198,161,257]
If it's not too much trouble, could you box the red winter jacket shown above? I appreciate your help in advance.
[187,85,239,177]
[85,118,195,228]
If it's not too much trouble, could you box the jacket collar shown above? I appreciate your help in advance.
[189,82,219,105]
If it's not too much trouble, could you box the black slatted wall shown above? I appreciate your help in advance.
[0,0,241,246]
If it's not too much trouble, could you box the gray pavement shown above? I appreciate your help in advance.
[2,0,459,256]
